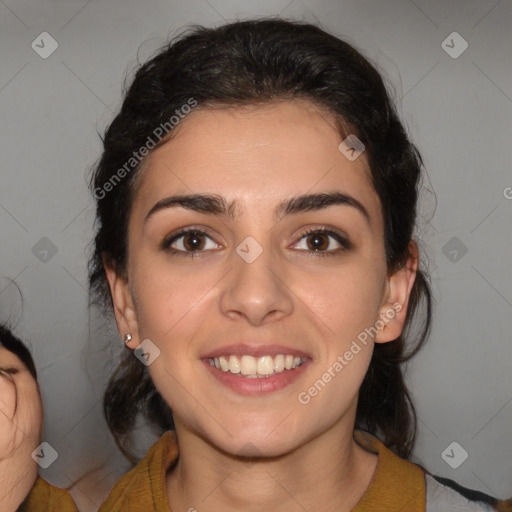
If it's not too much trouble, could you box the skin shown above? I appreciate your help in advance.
[0,347,43,512]
[105,99,418,512]
[68,457,130,512]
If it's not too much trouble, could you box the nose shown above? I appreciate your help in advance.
[219,240,294,326]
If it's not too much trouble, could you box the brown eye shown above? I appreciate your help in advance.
[292,227,352,257]
[182,232,207,251]
[305,232,330,251]
[162,228,220,257]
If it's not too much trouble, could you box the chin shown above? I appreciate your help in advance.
[208,425,304,460]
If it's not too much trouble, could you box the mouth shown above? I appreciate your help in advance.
[201,346,311,395]
[207,354,306,378]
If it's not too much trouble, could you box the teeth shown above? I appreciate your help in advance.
[228,355,241,374]
[257,356,274,376]
[274,354,285,372]
[219,356,229,371]
[211,354,304,377]
[240,355,257,375]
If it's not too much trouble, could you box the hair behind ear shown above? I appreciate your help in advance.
[356,268,432,459]
[103,350,173,464]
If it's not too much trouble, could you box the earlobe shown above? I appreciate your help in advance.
[103,253,139,346]
[375,241,419,344]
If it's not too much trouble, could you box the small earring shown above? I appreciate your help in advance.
[124,333,132,345]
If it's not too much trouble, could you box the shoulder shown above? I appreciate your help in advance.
[19,476,78,512]
[354,429,511,512]
[98,430,178,511]
[424,472,506,512]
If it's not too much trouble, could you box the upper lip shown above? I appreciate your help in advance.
[200,344,312,359]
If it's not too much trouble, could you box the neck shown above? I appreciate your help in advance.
[166,417,378,512]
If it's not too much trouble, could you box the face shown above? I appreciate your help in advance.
[107,99,416,457]
[0,347,43,457]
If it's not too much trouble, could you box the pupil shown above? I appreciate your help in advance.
[309,234,327,251]
[185,232,204,251]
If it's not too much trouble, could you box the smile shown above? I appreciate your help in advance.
[208,354,305,378]
[203,354,310,396]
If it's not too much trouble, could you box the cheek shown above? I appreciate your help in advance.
[295,350,371,441]
[18,380,44,443]
[130,255,210,340]
[293,268,380,429]
[129,256,222,406]
[292,260,385,344]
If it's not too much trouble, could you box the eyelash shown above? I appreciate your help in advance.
[161,226,352,259]
[294,227,352,257]
[0,367,19,375]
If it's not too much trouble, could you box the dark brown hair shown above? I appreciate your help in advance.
[88,17,432,463]
[0,323,38,381]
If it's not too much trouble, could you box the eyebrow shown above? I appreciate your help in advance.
[145,191,371,226]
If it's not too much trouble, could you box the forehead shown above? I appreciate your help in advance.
[133,99,381,225]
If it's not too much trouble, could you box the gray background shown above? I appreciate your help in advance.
[1,0,511,502]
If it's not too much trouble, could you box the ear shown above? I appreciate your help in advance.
[374,241,419,343]
[103,253,140,348]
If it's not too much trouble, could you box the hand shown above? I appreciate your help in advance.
[0,348,43,511]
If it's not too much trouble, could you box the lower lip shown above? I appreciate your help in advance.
[202,359,310,396]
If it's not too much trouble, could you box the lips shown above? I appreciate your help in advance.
[201,344,312,395]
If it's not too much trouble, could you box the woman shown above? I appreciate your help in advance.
[87,17,511,512]
[0,323,77,511]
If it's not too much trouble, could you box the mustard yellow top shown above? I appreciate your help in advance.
[19,476,78,511]
[20,430,510,511]
[97,429,426,511]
